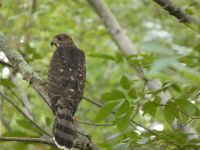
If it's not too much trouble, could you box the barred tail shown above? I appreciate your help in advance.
[53,107,76,150]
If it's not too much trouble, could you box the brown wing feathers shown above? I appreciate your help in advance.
[48,34,86,149]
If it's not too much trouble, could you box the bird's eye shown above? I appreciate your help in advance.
[57,37,61,41]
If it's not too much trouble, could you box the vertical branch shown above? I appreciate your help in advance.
[87,0,137,55]
[30,0,37,15]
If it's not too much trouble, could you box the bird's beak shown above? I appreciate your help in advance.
[50,40,55,47]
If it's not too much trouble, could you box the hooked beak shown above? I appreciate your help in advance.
[50,37,58,47]
[50,40,55,47]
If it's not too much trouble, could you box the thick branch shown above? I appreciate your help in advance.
[0,60,12,67]
[153,0,200,30]
[0,135,99,150]
[87,0,137,55]
[0,34,51,108]
[0,35,100,150]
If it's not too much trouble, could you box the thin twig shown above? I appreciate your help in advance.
[0,98,11,131]
[83,96,102,108]
[132,80,147,118]
[149,119,193,144]
[78,121,114,127]
[83,96,181,148]
[160,119,193,138]
[0,92,52,137]
[0,136,54,146]
[7,85,34,120]
[83,96,156,134]
[179,110,200,120]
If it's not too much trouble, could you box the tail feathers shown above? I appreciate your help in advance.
[53,107,76,150]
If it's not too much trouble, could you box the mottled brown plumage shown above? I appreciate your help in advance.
[48,34,86,149]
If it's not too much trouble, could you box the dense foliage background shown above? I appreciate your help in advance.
[0,0,200,150]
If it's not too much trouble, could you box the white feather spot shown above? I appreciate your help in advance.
[69,89,74,92]
[70,76,74,80]
[69,68,72,71]
[53,137,72,150]
[59,69,64,72]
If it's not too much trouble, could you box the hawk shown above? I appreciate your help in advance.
[48,34,86,149]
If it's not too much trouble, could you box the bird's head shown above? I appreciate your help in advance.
[50,34,74,48]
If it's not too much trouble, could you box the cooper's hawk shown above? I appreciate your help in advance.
[48,34,86,149]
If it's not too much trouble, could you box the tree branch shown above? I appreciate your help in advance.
[87,0,137,55]
[86,0,168,133]
[85,1,184,148]
[83,96,156,135]
[0,59,12,67]
[78,121,114,127]
[0,34,51,108]
[0,136,55,146]
[0,92,52,137]
[0,35,100,150]
[7,85,34,120]
[153,0,200,31]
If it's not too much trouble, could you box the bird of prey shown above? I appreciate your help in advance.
[48,34,86,149]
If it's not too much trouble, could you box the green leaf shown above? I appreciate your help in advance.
[140,42,174,55]
[24,44,42,61]
[16,119,41,134]
[127,88,137,99]
[164,102,178,124]
[142,101,157,116]
[153,96,161,104]
[178,67,200,86]
[193,42,200,53]
[87,53,116,61]
[184,8,194,15]
[112,143,129,150]
[115,100,131,131]
[116,100,131,117]
[150,57,179,74]
[95,101,118,122]
[115,52,124,63]
[176,99,196,115]
[2,131,28,137]
[0,79,15,88]
[171,83,181,93]
[120,75,131,89]
[177,112,190,124]
[101,89,125,101]
[16,119,32,129]
[127,53,155,69]
[45,117,51,126]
